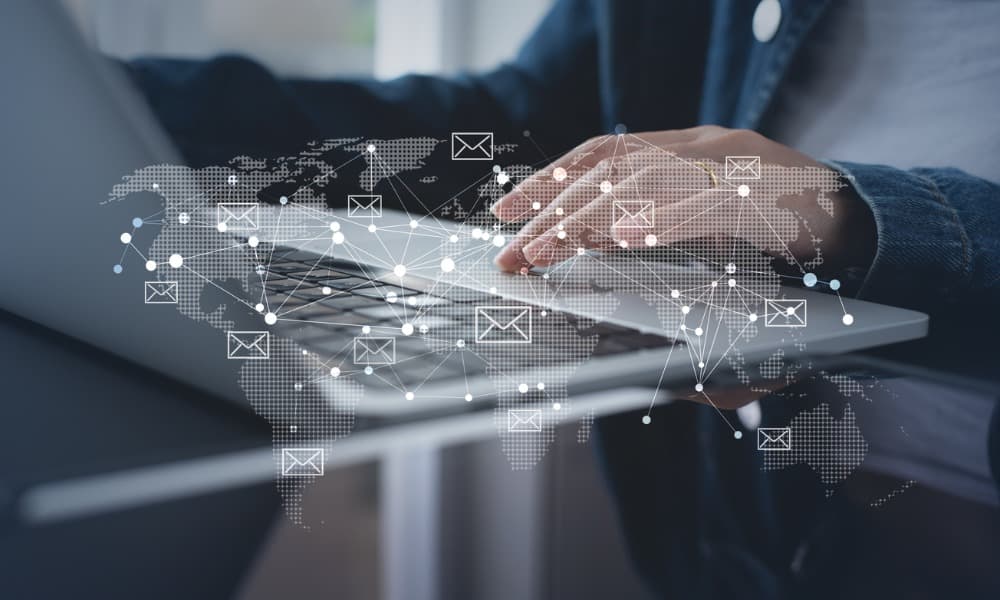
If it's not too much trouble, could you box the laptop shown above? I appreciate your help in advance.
[0,2,928,424]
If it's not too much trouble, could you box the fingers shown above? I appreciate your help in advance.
[494,161,614,272]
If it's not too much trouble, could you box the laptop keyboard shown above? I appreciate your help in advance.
[253,248,678,390]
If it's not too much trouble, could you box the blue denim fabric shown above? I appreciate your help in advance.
[125,0,1000,596]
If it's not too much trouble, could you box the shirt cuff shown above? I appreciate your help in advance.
[823,161,971,309]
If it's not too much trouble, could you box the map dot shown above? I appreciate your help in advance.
[577,247,585,255]
[368,224,377,233]
[695,327,704,336]
[279,196,288,204]
[695,383,704,392]
[803,272,818,287]
[217,222,228,232]
[599,180,613,194]
[168,254,183,268]
[329,221,340,232]
[728,278,736,287]
[642,415,651,425]
[322,286,332,295]
[393,264,407,277]
[645,234,658,246]
[518,383,529,394]
[178,212,190,224]
[255,303,264,312]
[332,231,345,244]
[738,184,750,197]
[726,263,736,273]
[228,175,237,185]
[113,264,123,274]
[145,260,157,271]
[681,305,690,314]
[749,312,758,322]
[264,312,277,325]
[362,326,372,334]
[532,201,542,210]
[557,230,567,239]
[493,165,501,173]
[132,217,143,228]
[364,366,373,375]
[671,289,680,298]
[734,431,743,440]
[248,236,259,247]
[842,313,854,326]
[405,392,415,401]
[401,323,414,336]
[441,257,455,272]
[553,403,561,411]
[537,382,545,390]
[330,367,341,378]
[493,235,506,247]
[120,233,132,244]
[367,144,376,153]
[456,339,465,348]
[449,235,459,243]
[553,167,567,182]
[465,393,473,402]
[830,279,841,291]
[619,240,628,248]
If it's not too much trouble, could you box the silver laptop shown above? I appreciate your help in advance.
[0,2,928,420]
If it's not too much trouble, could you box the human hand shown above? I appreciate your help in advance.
[491,126,876,278]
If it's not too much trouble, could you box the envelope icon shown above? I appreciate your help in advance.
[725,156,761,180]
[451,132,494,160]
[347,194,382,218]
[281,448,325,476]
[476,306,532,344]
[227,331,270,359]
[144,281,178,304]
[764,299,808,328]
[217,202,259,231]
[612,200,654,228]
[757,427,791,451]
[508,409,542,432]
[354,336,396,364]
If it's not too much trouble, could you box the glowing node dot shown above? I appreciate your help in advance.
[113,264,123,274]
[393,264,407,277]
[553,167,567,181]
[440,257,455,272]
[695,383,704,392]
[482,233,491,242]
[698,361,705,368]
[464,393,473,402]
[364,366,373,375]
[456,339,465,348]
[168,254,183,268]
[493,235,506,247]
[803,272,818,287]
[405,391,415,401]
[330,367,341,378]
[695,327,704,336]
[367,224,377,233]
[749,312,758,322]
[407,296,417,305]
[279,196,289,205]
[842,313,855,326]
[385,291,397,303]
[322,286,332,295]
[577,247,585,255]
[362,325,372,334]
[248,236,259,248]
[681,305,690,314]
[711,281,719,287]
[332,231,345,244]
[540,310,548,317]
[401,323,414,336]
[419,324,429,334]
[489,286,498,294]
[294,383,302,391]
[786,306,797,316]
[726,263,736,274]
[145,260,157,272]
[329,221,341,232]
[366,144,376,153]
[302,349,308,355]
[645,234,658,246]
[217,222,228,233]
[599,180,613,194]
[830,279,841,291]
[537,382,545,390]
[728,278,736,287]
[532,201,542,210]
[541,273,550,280]
[228,175,238,185]
[555,207,564,216]
[472,228,483,239]
[520,267,530,275]
[556,223,564,230]
[553,402,561,411]
[557,230,567,239]
[619,240,628,248]
[493,165,502,173]
[738,184,750,197]
[671,289,680,298]
[642,415,652,425]
[734,431,743,440]
[178,213,190,224]
[449,235,459,243]
[497,172,510,185]
[518,383,529,394]
[132,217,144,228]
[120,233,132,244]
[264,312,277,325]
[409,219,419,229]
[151,183,159,190]
[255,303,265,312]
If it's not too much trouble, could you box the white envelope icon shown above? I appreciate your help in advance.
[725,155,761,180]
[347,194,382,218]
[144,281,178,304]
[281,448,325,476]
[757,427,791,451]
[217,202,259,230]
[354,336,396,364]
[451,132,494,160]
[476,306,532,344]
[508,409,542,432]
[612,200,655,228]
[764,299,808,328]
[227,331,270,359]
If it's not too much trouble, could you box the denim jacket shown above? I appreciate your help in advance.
[128,0,1000,593]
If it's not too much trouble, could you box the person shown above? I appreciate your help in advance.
[124,0,1000,596]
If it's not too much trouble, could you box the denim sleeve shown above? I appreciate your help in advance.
[125,0,600,167]
[826,161,1000,314]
